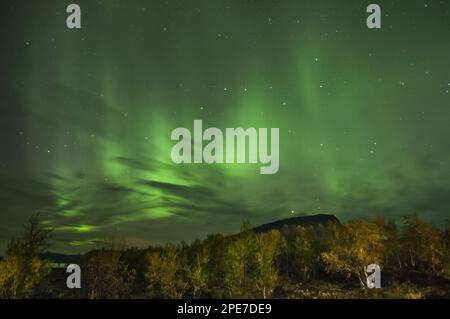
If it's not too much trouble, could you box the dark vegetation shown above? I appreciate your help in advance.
[1,214,449,299]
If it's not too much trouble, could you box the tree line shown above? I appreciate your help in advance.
[0,214,449,298]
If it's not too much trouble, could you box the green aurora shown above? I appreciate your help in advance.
[0,0,449,253]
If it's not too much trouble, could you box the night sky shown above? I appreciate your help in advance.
[1,0,449,253]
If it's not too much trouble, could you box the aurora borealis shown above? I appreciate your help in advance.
[1,0,449,253]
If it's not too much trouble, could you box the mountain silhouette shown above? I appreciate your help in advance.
[41,252,81,264]
[0,215,342,262]
[252,214,341,233]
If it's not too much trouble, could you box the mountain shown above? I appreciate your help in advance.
[0,253,80,265]
[252,214,341,233]
[41,252,81,264]
[0,215,341,262]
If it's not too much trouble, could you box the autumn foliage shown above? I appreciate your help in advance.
[0,214,449,298]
